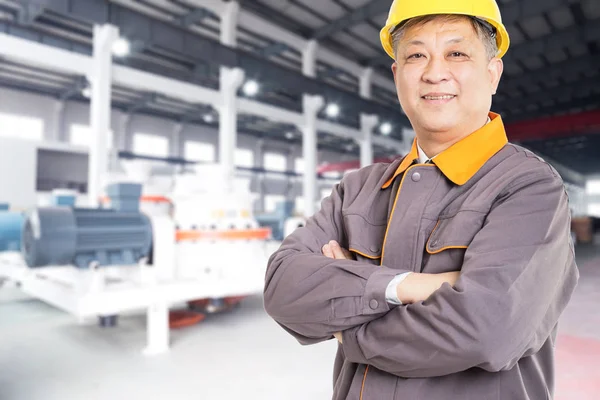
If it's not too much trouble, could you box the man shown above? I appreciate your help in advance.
[264,0,579,399]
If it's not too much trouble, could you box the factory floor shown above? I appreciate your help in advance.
[0,244,599,400]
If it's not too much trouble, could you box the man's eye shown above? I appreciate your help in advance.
[450,52,466,57]
[408,53,424,59]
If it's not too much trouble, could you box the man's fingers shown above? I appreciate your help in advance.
[324,241,354,260]
[322,244,334,258]
[342,248,353,259]
[329,241,348,260]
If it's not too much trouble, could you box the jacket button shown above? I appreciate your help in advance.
[411,172,421,182]
[370,246,380,253]
[369,299,379,310]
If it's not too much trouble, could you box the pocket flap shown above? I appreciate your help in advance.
[344,214,385,259]
[426,211,486,254]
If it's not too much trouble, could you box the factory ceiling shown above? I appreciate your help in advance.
[0,0,599,170]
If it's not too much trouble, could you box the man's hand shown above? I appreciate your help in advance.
[322,240,354,260]
[397,271,460,304]
[333,332,343,343]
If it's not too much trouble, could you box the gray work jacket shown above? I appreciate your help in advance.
[264,113,579,400]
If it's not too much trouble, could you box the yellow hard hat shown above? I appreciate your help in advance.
[380,0,510,60]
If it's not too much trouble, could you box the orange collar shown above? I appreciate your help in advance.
[382,112,508,188]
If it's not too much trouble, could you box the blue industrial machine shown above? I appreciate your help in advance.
[21,183,152,269]
[0,203,24,252]
[255,201,295,241]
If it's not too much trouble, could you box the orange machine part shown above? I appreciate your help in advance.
[169,310,206,329]
[176,227,271,242]
[100,195,172,205]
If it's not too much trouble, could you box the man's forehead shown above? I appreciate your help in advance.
[400,21,479,45]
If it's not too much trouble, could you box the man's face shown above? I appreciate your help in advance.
[391,18,503,138]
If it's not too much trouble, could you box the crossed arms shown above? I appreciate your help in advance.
[264,171,577,378]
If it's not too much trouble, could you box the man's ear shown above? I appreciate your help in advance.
[489,57,504,95]
[392,61,398,87]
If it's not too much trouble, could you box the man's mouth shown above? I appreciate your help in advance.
[422,95,456,100]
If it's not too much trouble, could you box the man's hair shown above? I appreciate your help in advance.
[391,14,499,60]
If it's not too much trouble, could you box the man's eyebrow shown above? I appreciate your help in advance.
[446,37,465,44]
[404,37,466,46]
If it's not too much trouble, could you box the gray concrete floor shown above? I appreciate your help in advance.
[0,290,337,400]
[1,244,599,400]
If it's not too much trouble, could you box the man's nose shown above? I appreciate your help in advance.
[422,56,452,84]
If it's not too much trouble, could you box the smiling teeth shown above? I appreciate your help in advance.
[424,95,454,100]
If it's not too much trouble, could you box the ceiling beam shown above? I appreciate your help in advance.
[126,92,159,114]
[494,76,600,110]
[504,20,600,64]
[498,54,600,97]
[177,7,216,28]
[311,0,389,40]
[35,0,410,127]
[260,42,290,58]
[16,2,43,25]
[58,75,87,101]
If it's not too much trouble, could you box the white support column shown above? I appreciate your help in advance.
[359,68,376,167]
[88,24,118,207]
[299,38,320,217]
[360,67,373,99]
[171,123,183,158]
[360,114,378,167]
[118,112,131,151]
[219,67,244,189]
[220,1,239,47]
[302,94,324,217]
[143,302,169,355]
[303,40,318,78]
[52,100,65,142]
[255,139,265,214]
[218,1,242,189]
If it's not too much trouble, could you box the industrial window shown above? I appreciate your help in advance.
[236,148,254,168]
[264,152,287,172]
[587,180,600,195]
[264,194,286,213]
[185,141,215,162]
[0,112,44,141]
[133,133,169,158]
[70,124,114,148]
[295,158,304,174]
[589,204,600,217]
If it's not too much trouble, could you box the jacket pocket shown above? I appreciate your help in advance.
[426,210,487,254]
[343,214,386,264]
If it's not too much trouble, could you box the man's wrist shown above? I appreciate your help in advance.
[397,272,453,304]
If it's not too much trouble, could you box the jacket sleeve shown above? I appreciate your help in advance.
[341,170,579,377]
[263,176,411,345]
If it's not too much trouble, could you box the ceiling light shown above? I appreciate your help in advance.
[112,37,131,57]
[242,80,259,97]
[325,103,340,118]
[345,144,354,151]
[380,122,392,136]
[81,87,91,98]
[285,132,294,139]
[203,114,215,123]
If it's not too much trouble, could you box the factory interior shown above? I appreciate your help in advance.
[0,0,599,399]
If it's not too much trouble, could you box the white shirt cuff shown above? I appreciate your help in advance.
[385,272,412,305]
